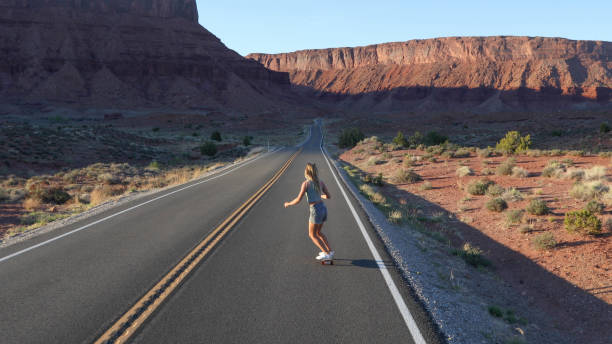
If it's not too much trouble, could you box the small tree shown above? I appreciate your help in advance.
[200,141,217,156]
[392,131,408,148]
[496,131,531,155]
[211,131,222,141]
[338,128,365,148]
[242,136,252,146]
[423,131,448,146]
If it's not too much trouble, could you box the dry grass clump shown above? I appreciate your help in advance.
[387,209,404,224]
[456,166,473,177]
[485,198,508,212]
[511,166,529,178]
[569,181,609,201]
[420,181,433,191]
[0,187,9,202]
[584,166,607,181]
[541,160,566,178]
[393,169,422,184]
[505,210,524,226]
[485,184,505,197]
[467,179,495,196]
[367,157,384,166]
[502,187,524,202]
[564,168,585,181]
[496,158,516,176]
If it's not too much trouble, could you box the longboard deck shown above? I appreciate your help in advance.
[321,259,333,265]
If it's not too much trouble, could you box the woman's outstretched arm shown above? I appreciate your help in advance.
[284,181,308,207]
[320,181,331,199]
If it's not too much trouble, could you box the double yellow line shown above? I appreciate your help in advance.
[94,148,301,344]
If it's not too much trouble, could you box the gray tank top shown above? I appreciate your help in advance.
[305,180,322,203]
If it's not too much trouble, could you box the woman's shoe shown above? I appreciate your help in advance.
[316,252,326,260]
[328,250,335,258]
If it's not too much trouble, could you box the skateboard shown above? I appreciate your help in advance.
[320,259,333,265]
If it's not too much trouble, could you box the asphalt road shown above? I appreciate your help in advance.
[0,123,441,344]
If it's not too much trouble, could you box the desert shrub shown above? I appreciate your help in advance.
[486,184,505,197]
[561,158,575,166]
[547,149,563,156]
[486,198,508,212]
[533,233,557,250]
[496,158,516,176]
[20,212,66,227]
[495,131,531,155]
[477,147,495,158]
[97,173,121,185]
[152,127,159,132]
[242,136,252,146]
[0,187,9,202]
[511,166,529,178]
[423,131,448,146]
[600,122,611,133]
[367,157,384,166]
[200,141,217,156]
[570,181,609,201]
[338,127,365,148]
[9,188,26,203]
[541,160,565,178]
[481,167,494,175]
[210,130,222,141]
[467,179,495,196]
[392,131,408,148]
[456,166,473,177]
[526,199,549,215]
[506,210,524,225]
[502,187,524,202]
[584,166,607,181]
[420,181,433,190]
[550,129,564,137]
[362,173,384,186]
[147,160,160,170]
[394,169,421,184]
[30,186,71,205]
[526,149,542,157]
[585,200,605,214]
[77,193,91,204]
[406,131,424,147]
[452,243,491,268]
[387,209,404,224]
[488,305,503,318]
[453,148,471,158]
[382,152,392,160]
[564,168,585,181]
[564,210,601,235]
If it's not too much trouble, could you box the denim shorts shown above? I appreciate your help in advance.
[309,202,327,224]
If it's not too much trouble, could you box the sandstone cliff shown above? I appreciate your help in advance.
[248,37,612,111]
[0,0,290,110]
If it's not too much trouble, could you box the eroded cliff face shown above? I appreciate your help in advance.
[0,0,290,110]
[248,37,612,111]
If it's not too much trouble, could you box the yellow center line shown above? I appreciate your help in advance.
[94,148,301,344]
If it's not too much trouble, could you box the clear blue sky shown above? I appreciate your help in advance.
[197,0,612,56]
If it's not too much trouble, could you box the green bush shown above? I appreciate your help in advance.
[585,200,604,214]
[533,233,557,250]
[467,179,495,196]
[486,198,508,212]
[30,186,71,204]
[242,136,252,146]
[211,130,222,141]
[526,199,549,215]
[452,243,491,268]
[363,173,384,186]
[200,141,217,156]
[506,209,524,225]
[424,131,448,146]
[392,131,408,148]
[600,123,611,134]
[407,131,424,147]
[564,210,602,235]
[495,131,531,154]
[338,127,365,148]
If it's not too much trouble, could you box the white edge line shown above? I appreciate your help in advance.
[0,148,281,264]
[318,128,427,344]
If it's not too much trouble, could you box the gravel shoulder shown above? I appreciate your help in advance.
[325,146,571,344]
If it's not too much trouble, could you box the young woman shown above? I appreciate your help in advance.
[284,163,334,260]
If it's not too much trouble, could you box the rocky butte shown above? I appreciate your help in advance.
[248,36,612,112]
[0,0,290,110]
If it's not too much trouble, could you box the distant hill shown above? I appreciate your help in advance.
[248,36,611,112]
[0,0,290,111]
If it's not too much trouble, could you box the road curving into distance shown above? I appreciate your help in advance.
[0,122,441,344]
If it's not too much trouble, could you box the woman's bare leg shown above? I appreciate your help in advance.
[314,223,331,252]
[308,222,328,253]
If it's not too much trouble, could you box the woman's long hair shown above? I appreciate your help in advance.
[305,163,321,194]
